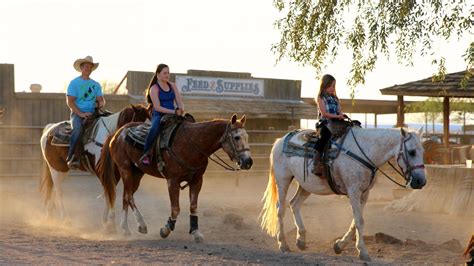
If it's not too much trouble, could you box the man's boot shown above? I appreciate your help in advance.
[312,151,324,176]
[67,146,81,170]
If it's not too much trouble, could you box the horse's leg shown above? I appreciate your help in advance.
[119,169,134,236]
[334,190,370,256]
[102,199,116,233]
[127,172,147,234]
[120,169,146,236]
[188,175,204,243]
[160,179,180,238]
[50,169,67,220]
[289,184,311,250]
[345,189,371,261]
[276,175,293,252]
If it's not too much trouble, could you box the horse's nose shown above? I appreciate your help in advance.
[411,176,426,189]
[241,157,253,170]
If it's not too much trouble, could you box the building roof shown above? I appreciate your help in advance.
[380,70,473,98]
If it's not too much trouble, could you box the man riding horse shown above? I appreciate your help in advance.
[66,56,105,169]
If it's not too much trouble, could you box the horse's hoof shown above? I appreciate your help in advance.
[160,227,171,238]
[279,244,291,253]
[138,225,148,234]
[359,252,371,261]
[296,240,306,250]
[333,242,342,254]
[191,230,204,243]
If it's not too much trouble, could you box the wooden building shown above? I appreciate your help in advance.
[0,64,316,177]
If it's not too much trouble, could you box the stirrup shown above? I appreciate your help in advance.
[67,157,80,170]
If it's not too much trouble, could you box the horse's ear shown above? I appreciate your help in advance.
[417,125,424,136]
[401,127,407,137]
[240,115,246,125]
[231,114,237,124]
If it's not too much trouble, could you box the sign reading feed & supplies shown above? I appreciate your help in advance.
[176,75,264,97]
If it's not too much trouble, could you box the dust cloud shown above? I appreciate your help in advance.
[0,168,472,264]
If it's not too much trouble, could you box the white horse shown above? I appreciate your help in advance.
[39,105,148,225]
[260,127,426,261]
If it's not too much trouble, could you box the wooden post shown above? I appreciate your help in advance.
[374,113,377,128]
[112,73,128,94]
[442,97,451,164]
[396,95,405,127]
[443,97,450,148]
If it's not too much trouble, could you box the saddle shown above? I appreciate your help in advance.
[317,119,362,138]
[126,113,195,150]
[49,109,113,146]
[50,121,73,146]
[283,118,362,195]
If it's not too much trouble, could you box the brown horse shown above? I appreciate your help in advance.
[98,114,252,241]
[40,104,149,222]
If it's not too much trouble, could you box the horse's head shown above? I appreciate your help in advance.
[397,128,426,189]
[220,114,253,170]
[117,104,149,128]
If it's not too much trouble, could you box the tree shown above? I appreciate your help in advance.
[406,97,474,131]
[273,0,473,94]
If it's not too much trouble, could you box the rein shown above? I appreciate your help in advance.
[161,122,245,187]
[186,122,246,171]
[347,128,423,188]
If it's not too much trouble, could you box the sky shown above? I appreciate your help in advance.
[0,0,471,106]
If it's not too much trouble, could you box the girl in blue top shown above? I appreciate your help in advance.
[141,64,185,165]
[313,74,346,176]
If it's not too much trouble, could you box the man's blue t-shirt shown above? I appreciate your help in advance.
[67,76,103,113]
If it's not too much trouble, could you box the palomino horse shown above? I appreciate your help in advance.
[97,114,252,242]
[260,127,426,261]
[40,104,149,221]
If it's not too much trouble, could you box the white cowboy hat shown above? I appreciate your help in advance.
[73,56,99,72]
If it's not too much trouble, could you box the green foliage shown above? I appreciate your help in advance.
[101,80,120,94]
[406,97,474,124]
[273,0,473,93]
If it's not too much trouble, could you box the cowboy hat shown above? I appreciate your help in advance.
[73,56,99,72]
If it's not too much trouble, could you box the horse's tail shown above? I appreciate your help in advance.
[259,146,279,238]
[39,160,54,206]
[96,134,117,209]
[39,125,54,206]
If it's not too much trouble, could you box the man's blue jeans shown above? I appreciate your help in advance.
[67,113,84,161]
[143,110,162,154]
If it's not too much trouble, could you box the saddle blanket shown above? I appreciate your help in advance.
[282,130,317,158]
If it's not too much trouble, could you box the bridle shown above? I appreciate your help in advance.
[218,123,250,162]
[342,128,425,189]
[169,122,250,175]
[388,132,425,187]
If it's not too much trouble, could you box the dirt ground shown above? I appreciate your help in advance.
[0,170,472,265]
